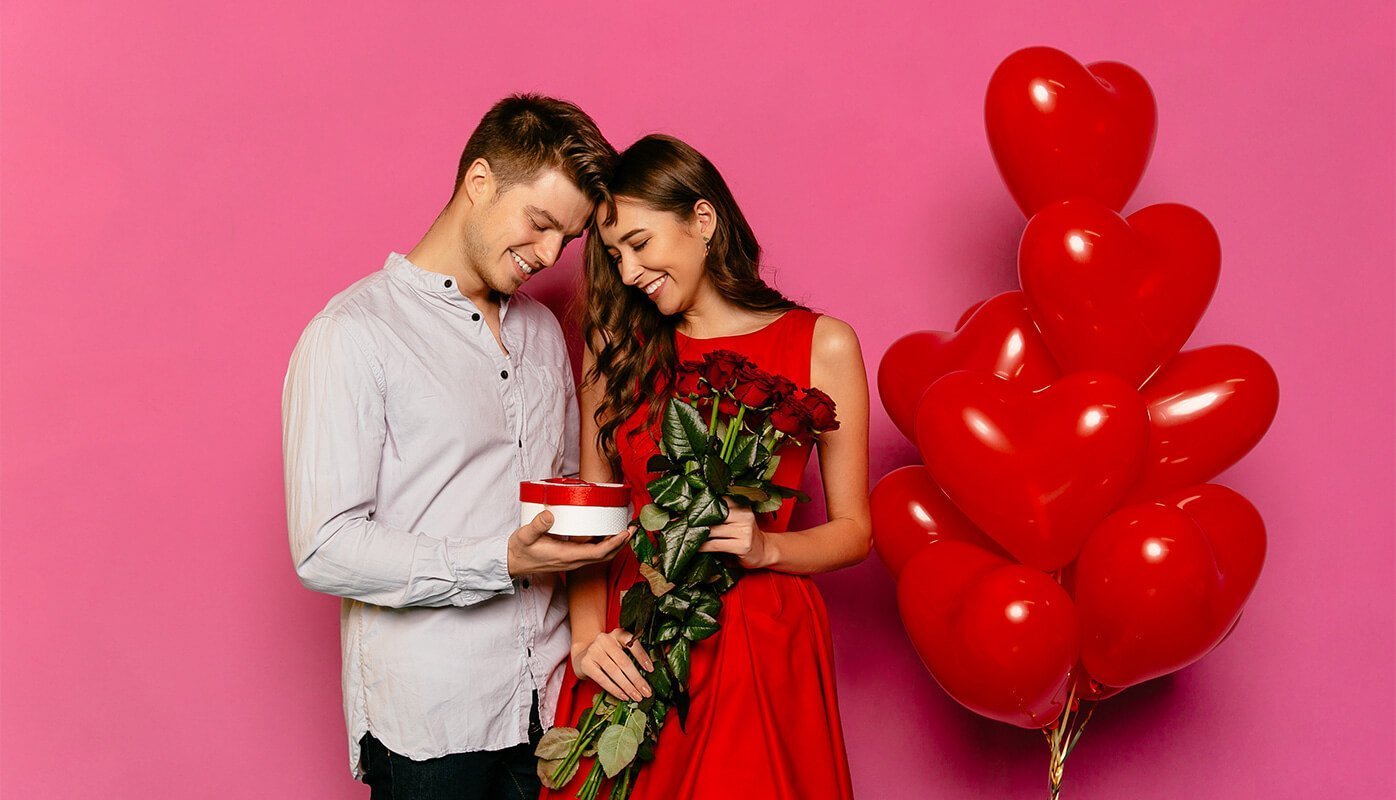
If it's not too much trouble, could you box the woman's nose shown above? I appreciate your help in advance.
[619,257,644,286]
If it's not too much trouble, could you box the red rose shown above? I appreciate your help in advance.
[701,350,748,393]
[769,395,814,436]
[718,395,740,416]
[675,361,705,395]
[732,365,778,408]
[767,374,797,407]
[799,387,840,432]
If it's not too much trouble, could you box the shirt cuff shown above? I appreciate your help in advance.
[447,535,515,606]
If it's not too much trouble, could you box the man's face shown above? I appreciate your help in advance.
[462,167,592,296]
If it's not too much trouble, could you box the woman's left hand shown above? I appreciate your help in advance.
[700,504,774,569]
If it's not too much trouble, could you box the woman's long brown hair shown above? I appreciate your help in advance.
[582,134,803,470]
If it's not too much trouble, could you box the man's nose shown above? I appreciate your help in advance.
[536,236,561,269]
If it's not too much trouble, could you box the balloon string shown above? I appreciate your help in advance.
[1045,682,1098,800]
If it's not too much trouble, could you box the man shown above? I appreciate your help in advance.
[283,94,623,799]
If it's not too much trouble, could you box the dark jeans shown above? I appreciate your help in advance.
[360,694,545,800]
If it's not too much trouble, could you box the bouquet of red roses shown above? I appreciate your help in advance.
[536,349,839,800]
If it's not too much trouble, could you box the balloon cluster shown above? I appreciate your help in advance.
[874,46,1277,795]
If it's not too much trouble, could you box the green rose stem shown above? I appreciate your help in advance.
[720,405,745,461]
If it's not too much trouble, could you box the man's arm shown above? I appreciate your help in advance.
[560,353,582,479]
[282,316,513,608]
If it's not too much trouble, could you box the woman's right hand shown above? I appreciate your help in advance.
[572,628,655,702]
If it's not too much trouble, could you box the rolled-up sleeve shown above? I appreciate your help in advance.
[282,316,514,607]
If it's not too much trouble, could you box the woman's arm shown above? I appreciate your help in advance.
[699,315,872,574]
[568,342,654,701]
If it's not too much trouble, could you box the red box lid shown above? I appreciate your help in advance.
[519,478,631,507]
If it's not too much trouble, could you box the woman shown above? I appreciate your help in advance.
[544,135,870,800]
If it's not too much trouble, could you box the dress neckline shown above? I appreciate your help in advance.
[675,310,793,343]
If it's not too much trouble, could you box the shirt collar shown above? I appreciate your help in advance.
[383,252,511,314]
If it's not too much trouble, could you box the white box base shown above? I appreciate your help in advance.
[521,502,632,538]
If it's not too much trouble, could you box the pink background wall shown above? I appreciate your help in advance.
[3,1,1392,797]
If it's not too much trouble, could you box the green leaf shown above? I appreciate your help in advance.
[646,661,672,701]
[638,503,670,532]
[638,733,658,761]
[704,453,731,494]
[684,604,719,641]
[654,618,682,642]
[667,637,692,686]
[663,525,709,578]
[686,487,728,529]
[618,584,657,634]
[674,689,691,730]
[730,433,759,472]
[625,709,647,738]
[726,485,769,503]
[597,722,642,778]
[711,560,741,592]
[761,454,782,481]
[688,554,716,585]
[693,589,722,616]
[647,475,692,511]
[755,496,784,514]
[658,590,692,618]
[630,531,655,563]
[534,726,580,760]
[646,454,675,473]
[538,756,578,790]
[662,399,708,461]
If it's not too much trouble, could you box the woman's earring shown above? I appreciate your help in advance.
[703,236,710,254]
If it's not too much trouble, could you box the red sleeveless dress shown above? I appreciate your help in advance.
[542,309,855,800]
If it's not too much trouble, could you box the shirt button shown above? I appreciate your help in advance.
[501,370,509,379]
[472,313,481,321]
[444,279,452,288]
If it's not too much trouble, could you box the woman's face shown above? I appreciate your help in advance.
[598,198,713,317]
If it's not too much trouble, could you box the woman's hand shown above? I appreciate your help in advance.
[700,504,775,569]
[572,628,654,702]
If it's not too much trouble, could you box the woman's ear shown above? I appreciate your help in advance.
[692,199,717,241]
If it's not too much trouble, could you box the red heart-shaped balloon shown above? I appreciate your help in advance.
[878,292,1060,441]
[916,371,1148,570]
[1070,664,1125,702]
[871,465,1002,578]
[898,541,1079,728]
[955,298,987,330]
[986,46,1157,217]
[1074,484,1266,688]
[1019,199,1221,388]
[1130,345,1279,499]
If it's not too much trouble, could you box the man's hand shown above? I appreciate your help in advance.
[506,510,631,577]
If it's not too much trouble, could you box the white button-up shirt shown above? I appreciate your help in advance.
[282,252,579,777]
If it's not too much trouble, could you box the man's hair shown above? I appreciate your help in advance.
[454,94,615,207]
